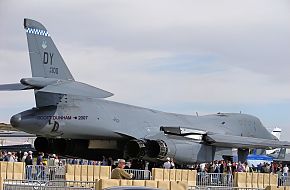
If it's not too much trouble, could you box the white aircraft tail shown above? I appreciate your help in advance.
[271,127,281,140]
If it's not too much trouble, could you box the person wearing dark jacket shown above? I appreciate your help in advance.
[25,151,33,180]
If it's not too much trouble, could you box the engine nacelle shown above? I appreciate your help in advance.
[151,138,214,163]
[125,137,214,164]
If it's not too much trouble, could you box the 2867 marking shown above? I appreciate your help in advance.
[78,116,88,120]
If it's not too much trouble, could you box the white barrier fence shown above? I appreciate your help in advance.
[4,179,96,190]
[25,165,66,181]
[197,173,234,187]
[192,188,265,190]
[20,166,283,188]
[24,165,152,181]
[124,169,151,180]
[279,175,290,186]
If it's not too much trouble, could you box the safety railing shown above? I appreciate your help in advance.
[25,165,66,181]
[124,169,152,180]
[3,179,96,190]
[191,187,265,190]
[279,175,290,186]
[197,172,234,187]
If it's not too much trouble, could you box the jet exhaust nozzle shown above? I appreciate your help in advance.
[146,140,168,159]
[125,139,168,159]
[125,139,147,158]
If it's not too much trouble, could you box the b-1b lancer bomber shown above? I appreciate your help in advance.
[0,19,289,163]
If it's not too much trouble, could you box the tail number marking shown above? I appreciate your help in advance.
[49,67,58,74]
[43,52,58,75]
[43,52,54,65]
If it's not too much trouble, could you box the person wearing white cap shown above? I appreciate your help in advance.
[163,157,172,169]
[22,152,28,162]
[7,152,15,162]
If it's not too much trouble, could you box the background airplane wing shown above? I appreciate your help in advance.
[204,133,290,149]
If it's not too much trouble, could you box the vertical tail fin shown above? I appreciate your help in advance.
[271,127,281,140]
[24,18,74,81]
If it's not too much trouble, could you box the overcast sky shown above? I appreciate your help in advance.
[0,0,290,140]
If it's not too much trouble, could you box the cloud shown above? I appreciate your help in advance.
[60,46,290,107]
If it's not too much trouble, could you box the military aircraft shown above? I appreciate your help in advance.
[0,18,289,164]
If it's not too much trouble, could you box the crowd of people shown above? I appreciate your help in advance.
[1,151,289,179]
[0,150,63,180]
[0,150,61,167]
[1,151,287,174]
[190,160,289,176]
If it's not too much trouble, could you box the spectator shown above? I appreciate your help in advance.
[237,162,244,172]
[17,151,22,162]
[244,162,250,172]
[7,152,15,162]
[25,151,33,166]
[220,160,224,173]
[163,157,173,169]
[48,154,59,166]
[277,168,283,186]
[54,155,60,166]
[170,158,175,169]
[37,152,44,165]
[257,163,262,173]
[111,159,133,179]
[264,163,271,173]
[36,152,45,180]
[283,164,289,176]
[283,164,289,183]
[48,154,59,180]
[22,152,28,162]
[101,156,108,166]
[25,151,33,180]
[200,163,206,172]
[108,157,114,166]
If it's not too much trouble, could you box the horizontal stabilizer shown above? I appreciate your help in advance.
[204,133,290,149]
[38,81,113,98]
[0,83,33,91]
[1,77,113,98]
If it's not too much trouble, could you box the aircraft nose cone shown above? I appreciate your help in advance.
[10,114,21,128]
